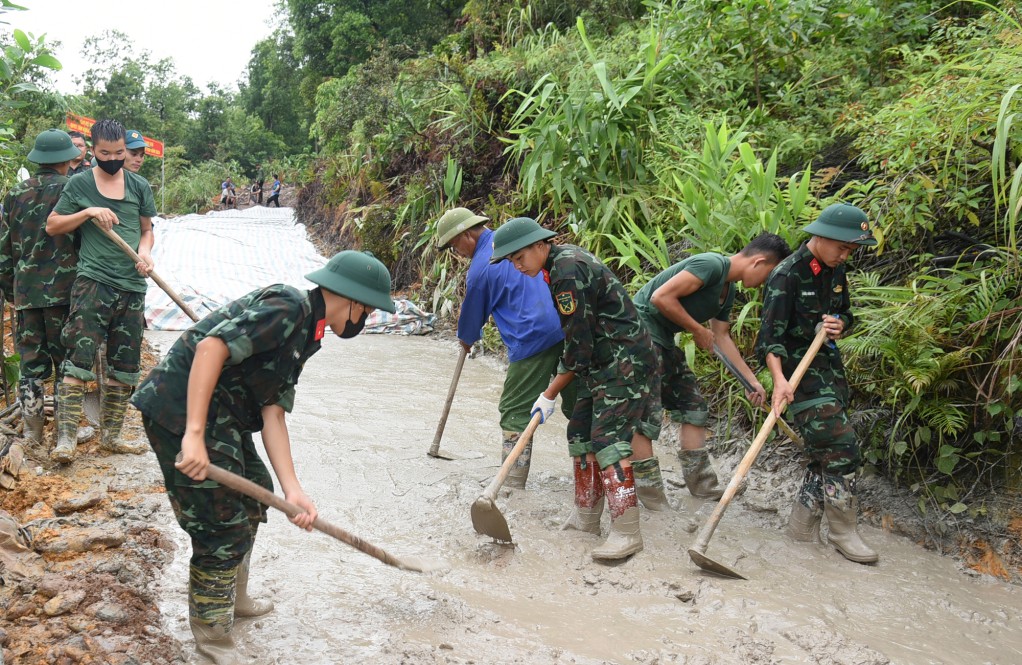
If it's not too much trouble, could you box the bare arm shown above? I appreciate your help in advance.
[175,336,230,481]
[766,352,793,416]
[47,206,118,235]
[260,403,317,530]
[711,319,766,406]
[543,370,576,400]
[650,270,713,350]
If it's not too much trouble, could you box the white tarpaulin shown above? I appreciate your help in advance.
[145,207,325,330]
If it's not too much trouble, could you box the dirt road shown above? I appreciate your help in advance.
[143,332,1022,664]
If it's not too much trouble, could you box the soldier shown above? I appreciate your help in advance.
[125,129,146,173]
[67,130,91,175]
[131,250,395,665]
[633,233,790,500]
[435,207,574,488]
[0,130,83,445]
[755,203,878,564]
[490,217,663,562]
[46,119,156,463]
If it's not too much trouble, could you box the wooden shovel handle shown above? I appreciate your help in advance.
[201,460,415,571]
[428,346,468,456]
[481,411,543,502]
[91,220,201,323]
[712,344,804,447]
[691,327,830,553]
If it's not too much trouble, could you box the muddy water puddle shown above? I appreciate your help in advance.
[145,332,1022,664]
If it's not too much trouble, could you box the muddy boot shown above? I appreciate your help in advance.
[561,456,604,534]
[679,447,724,500]
[51,382,85,464]
[190,564,241,664]
[631,456,672,511]
[787,467,823,542]
[235,550,274,618]
[591,464,643,561]
[100,385,146,454]
[823,473,879,564]
[501,430,532,489]
[18,379,45,446]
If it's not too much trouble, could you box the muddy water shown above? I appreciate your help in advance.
[146,332,1022,664]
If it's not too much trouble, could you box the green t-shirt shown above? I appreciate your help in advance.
[633,253,736,348]
[54,168,157,293]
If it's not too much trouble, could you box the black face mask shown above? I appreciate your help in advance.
[95,157,125,175]
[338,303,368,338]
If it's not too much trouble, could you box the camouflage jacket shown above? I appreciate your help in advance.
[0,168,78,309]
[132,285,327,445]
[755,242,855,411]
[544,244,656,387]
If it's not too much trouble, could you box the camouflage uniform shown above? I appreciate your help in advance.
[544,244,661,469]
[0,167,79,440]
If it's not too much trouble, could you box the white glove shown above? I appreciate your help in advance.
[531,394,556,424]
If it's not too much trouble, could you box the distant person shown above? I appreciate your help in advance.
[67,130,91,176]
[221,177,237,209]
[0,129,82,445]
[250,180,261,206]
[46,118,157,463]
[266,174,281,207]
[125,129,146,173]
[254,164,265,205]
[131,251,396,664]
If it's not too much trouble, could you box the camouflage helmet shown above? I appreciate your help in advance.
[306,250,396,313]
[803,203,877,246]
[489,217,556,264]
[27,129,81,164]
[435,207,488,247]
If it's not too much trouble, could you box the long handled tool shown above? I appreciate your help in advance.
[471,411,542,543]
[91,220,200,323]
[690,327,829,579]
[201,459,443,573]
[712,345,803,447]
[427,346,468,460]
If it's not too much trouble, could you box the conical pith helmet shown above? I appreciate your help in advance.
[27,129,81,164]
[435,208,488,247]
[489,217,556,264]
[306,250,396,313]
[803,203,877,246]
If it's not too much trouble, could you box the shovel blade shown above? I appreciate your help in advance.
[687,548,747,580]
[427,449,457,461]
[470,497,512,543]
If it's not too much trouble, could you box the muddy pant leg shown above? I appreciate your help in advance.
[17,305,68,382]
[60,276,116,383]
[590,380,661,471]
[791,400,859,477]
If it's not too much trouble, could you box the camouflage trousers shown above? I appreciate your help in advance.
[60,275,145,385]
[567,374,662,470]
[654,342,709,427]
[792,398,860,476]
[15,305,68,381]
[499,341,576,432]
[142,416,271,571]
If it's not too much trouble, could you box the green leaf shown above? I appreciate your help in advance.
[948,502,967,514]
[12,28,29,51]
[31,53,61,70]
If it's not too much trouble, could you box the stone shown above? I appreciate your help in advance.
[43,590,87,617]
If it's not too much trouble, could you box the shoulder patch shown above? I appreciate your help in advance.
[555,291,577,315]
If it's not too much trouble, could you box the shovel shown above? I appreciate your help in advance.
[689,327,829,579]
[427,346,468,460]
[712,344,803,447]
[470,411,542,543]
[200,458,444,573]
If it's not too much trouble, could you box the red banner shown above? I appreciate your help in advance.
[65,113,165,159]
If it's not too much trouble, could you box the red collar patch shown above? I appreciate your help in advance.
[314,318,326,341]
[809,258,822,276]
[542,269,550,284]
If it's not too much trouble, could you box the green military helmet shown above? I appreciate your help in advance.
[489,217,556,264]
[306,250,397,313]
[803,203,877,246]
[27,129,82,164]
[435,207,488,247]
[125,129,146,149]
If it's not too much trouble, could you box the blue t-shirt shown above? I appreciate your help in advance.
[457,227,564,362]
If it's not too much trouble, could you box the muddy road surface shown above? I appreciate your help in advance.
[138,332,1022,665]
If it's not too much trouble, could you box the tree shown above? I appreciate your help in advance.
[240,30,310,149]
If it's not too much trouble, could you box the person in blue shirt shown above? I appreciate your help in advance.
[436,208,575,488]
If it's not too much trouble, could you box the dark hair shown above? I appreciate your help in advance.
[740,232,791,264]
[90,119,126,145]
[67,130,87,141]
[274,174,280,179]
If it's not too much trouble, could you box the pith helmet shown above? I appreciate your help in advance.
[306,250,396,313]
[435,207,488,247]
[27,129,81,164]
[489,217,556,264]
[803,203,877,246]
[125,129,146,150]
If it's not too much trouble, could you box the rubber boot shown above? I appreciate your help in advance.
[787,467,823,542]
[591,464,643,561]
[18,379,45,446]
[189,564,241,664]
[823,473,879,564]
[501,430,532,489]
[561,456,604,534]
[51,382,85,464]
[631,456,671,511]
[234,550,274,618]
[679,447,724,500]
[100,385,147,454]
